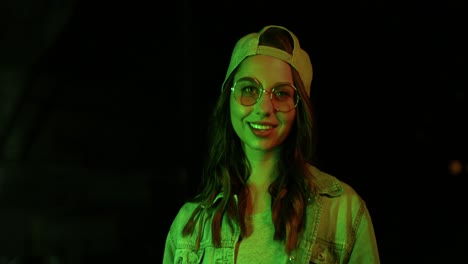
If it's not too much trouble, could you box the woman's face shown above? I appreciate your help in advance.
[230,55,296,153]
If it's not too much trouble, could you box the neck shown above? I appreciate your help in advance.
[243,147,280,214]
[246,151,279,186]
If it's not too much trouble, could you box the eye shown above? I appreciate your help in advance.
[274,90,291,97]
[273,86,294,100]
[241,85,256,94]
[236,80,260,97]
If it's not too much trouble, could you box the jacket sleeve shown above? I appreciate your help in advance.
[347,202,381,264]
[162,228,176,264]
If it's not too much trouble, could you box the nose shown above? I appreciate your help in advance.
[254,89,275,114]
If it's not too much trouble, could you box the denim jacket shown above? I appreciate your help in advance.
[163,165,380,264]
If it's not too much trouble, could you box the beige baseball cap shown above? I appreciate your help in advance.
[222,25,313,95]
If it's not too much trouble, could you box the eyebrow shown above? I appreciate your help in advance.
[235,76,294,87]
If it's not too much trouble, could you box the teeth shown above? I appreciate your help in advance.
[250,123,273,130]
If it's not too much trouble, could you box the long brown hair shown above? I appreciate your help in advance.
[182,27,317,254]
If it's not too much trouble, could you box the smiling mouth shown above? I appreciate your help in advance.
[249,123,274,130]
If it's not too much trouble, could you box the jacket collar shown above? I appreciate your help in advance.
[209,165,344,207]
[308,165,344,197]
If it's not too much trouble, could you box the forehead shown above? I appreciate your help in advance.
[234,55,293,84]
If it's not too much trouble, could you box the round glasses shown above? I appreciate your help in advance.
[230,77,300,112]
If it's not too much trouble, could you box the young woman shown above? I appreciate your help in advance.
[163,25,380,264]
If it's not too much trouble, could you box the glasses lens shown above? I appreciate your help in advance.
[233,79,261,106]
[232,79,299,112]
[271,84,298,112]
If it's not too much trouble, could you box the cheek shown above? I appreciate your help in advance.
[230,96,247,117]
[230,97,242,128]
[280,111,296,132]
[230,96,250,130]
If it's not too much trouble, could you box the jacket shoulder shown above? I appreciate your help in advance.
[308,164,365,204]
[168,201,200,232]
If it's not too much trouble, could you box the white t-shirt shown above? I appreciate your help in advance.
[236,209,288,263]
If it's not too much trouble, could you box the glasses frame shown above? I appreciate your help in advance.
[230,78,301,112]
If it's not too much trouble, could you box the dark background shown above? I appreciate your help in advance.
[1,0,466,263]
